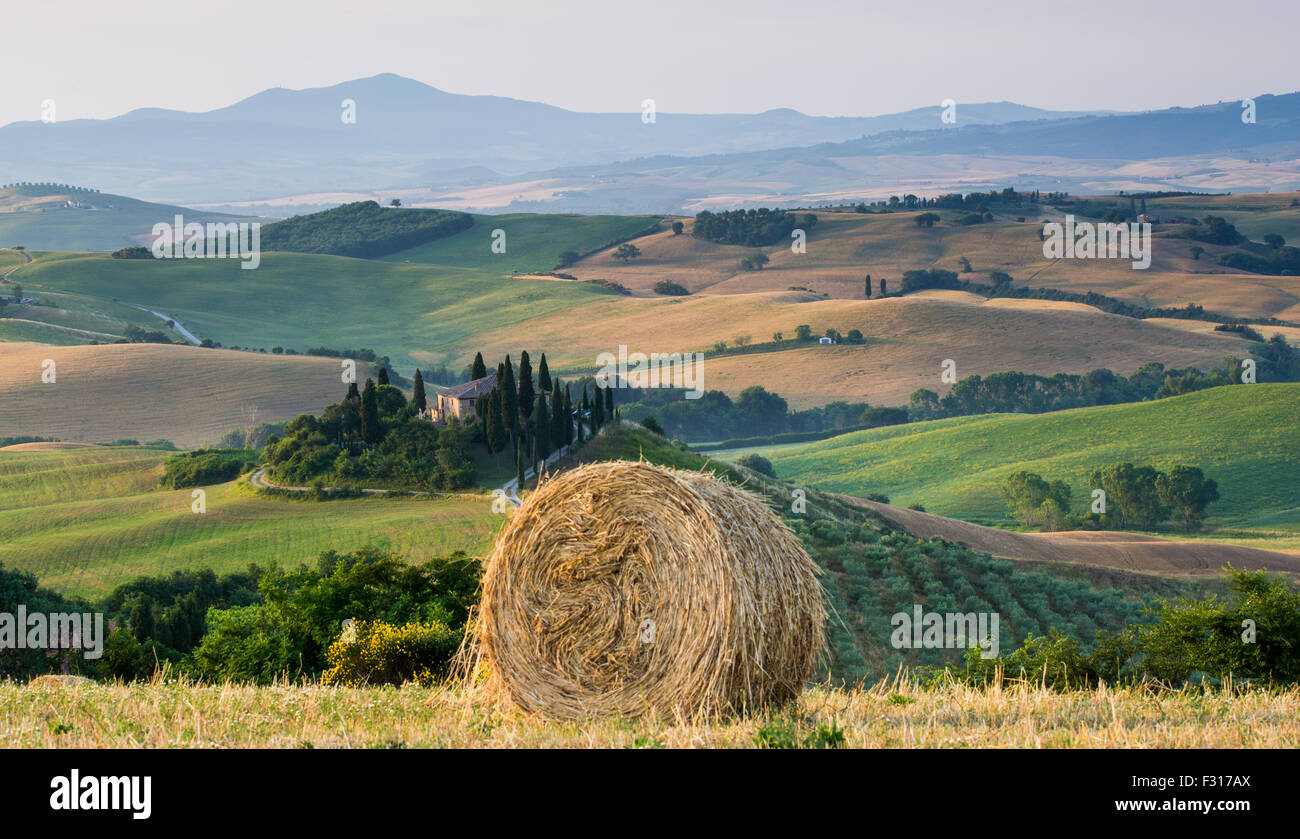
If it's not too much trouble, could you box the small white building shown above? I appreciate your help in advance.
[819,336,835,345]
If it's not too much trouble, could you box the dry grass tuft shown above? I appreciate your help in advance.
[470,461,826,719]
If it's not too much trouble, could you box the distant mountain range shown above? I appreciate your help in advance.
[0,74,1116,205]
[1,74,1297,213]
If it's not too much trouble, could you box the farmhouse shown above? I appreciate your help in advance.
[426,372,495,423]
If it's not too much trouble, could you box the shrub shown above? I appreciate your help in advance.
[320,619,460,687]
[736,453,776,477]
[653,280,689,296]
[160,449,258,488]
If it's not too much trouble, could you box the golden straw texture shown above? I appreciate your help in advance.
[474,461,826,719]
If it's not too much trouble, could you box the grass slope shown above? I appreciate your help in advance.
[382,212,660,273]
[0,447,503,598]
[750,384,1300,537]
[0,186,252,252]
[9,250,617,371]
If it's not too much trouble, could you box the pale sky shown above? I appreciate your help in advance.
[3,0,1297,126]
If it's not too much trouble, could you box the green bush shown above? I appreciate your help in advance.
[160,449,258,489]
[735,453,775,477]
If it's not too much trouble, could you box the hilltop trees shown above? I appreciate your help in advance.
[471,352,487,380]
[692,208,817,247]
[256,201,473,258]
[267,377,474,491]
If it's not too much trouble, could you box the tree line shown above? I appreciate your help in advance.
[468,350,613,485]
[1001,462,1219,532]
[911,339,1299,421]
[255,200,474,258]
[691,208,818,247]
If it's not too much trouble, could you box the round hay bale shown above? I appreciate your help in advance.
[475,460,826,719]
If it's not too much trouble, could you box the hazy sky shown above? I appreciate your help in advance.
[3,0,1298,126]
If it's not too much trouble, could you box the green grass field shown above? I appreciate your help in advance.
[732,384,1300,540]
[382,212,661,272]
[0,447,504,597]
[9,249,619,370]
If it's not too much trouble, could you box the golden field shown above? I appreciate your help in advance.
[4,675,1297,748]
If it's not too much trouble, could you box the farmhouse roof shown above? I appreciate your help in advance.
[440,372,497,400]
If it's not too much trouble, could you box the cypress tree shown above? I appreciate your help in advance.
[605,384,614,418]
[551,380,566,449]
[534,393,551,463]
[360,378,381,444]
[563,384,574,446]
[593,385,605,428]
[486,389,506,467]
[865,274,871,298]
[346,381,360,404]
[518,351,535,419]
[412,369,427,413]
[516,441,525,488]
[471,352,487,380]
[577,386,587,443]
[377,367,390,386]
[538,353,552,392]
[502,357,518,433]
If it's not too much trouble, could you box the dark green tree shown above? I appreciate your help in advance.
[412,369,427,414]
[550,380,567,450]
[1156,465,1219,531]
[533,393,551,463]
[485,389,507,468]
[518,351,535,419]
[360,379,381,444]
[501,357,518,433]
[563,385,574,446]
[538,353,552,392]
[377,367,390,386]
[471,352,487,381]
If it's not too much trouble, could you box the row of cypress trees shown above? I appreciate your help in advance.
[466,350,616,484]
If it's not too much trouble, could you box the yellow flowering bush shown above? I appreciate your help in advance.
[321,619,460,687]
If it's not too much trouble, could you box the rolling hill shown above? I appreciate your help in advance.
[851,499,1300,577]
[0,184,257,252]
[0,342,368,448]
[469,290,1257,407]
[0,446,503,597]
[733,384,1300,542]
